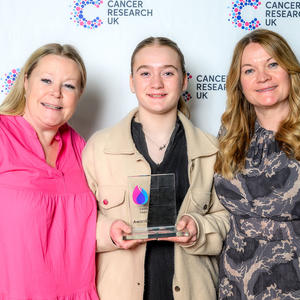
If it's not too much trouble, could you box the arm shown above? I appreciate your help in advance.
[158,187,229,256]
[82,134,146,252]
[82,136,117,252]
[180,186,230,255]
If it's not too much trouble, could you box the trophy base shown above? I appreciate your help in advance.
[123,226,189,240]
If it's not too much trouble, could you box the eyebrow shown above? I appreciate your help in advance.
[241,57,273,69]
[135,64,179,72]
[40,73,79,81]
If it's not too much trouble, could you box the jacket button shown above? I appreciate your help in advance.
[103,199,108,205]
[203,204,208,210]
[174,286,180,292]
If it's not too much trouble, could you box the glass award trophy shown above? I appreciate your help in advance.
[123,173,189,240]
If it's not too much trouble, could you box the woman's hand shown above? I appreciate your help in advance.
[157,215,198,245]
[110,219,145,250]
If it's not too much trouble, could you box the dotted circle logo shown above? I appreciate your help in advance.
[229,0,261,31]
[70,0,104,29]
[0,68,20,95]
[182,72,193,102]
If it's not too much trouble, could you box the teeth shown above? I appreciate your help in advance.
[150,94,166,98]
[42,103,63,110]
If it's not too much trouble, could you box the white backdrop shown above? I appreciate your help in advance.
[1,0,300,139]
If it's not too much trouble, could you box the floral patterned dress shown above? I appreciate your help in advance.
[214,122,300,299]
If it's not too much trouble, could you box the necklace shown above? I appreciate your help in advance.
[143,130,172,151]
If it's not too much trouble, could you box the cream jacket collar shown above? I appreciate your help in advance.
[104,108,218,159]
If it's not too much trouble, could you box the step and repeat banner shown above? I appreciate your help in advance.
[1,0,300,138]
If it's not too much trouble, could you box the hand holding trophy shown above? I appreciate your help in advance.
[123,173,189,240]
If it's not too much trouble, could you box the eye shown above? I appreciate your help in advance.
[41,78,51,84]
[163,71,174,76]
[64,83,76,90]
[140,71,150,77]
[244,68,254,75]
[268,62,278,69]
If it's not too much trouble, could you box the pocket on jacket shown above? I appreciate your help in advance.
[188,189,211,215]
[98,186,125,209]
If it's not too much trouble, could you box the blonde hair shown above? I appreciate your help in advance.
[215,29,300,178]
[0,43,86,116]
[130,36,190,119]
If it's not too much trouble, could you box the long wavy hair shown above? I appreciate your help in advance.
[130,36,190,119]
[0,43,86,116]
[215,29,300,179]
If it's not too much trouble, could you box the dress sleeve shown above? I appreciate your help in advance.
[217,125,227,139]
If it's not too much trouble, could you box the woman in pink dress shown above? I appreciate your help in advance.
[0,44,99,299]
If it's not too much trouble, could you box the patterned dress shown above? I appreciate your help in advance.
[214,122,300,300]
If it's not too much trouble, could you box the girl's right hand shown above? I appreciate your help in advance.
[110,219,146,250]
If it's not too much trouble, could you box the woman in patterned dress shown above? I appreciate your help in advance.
[214,29,300,299]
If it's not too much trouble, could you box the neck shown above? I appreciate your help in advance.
[23,117,58,147]
[254,101,290,132]
[136,108,178,164]
[137,108,177,137]
[35,128,59,148]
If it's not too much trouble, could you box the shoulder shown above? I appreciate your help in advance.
[85,125,117,150]
[83,123,123,162]
[0,114,23,137]
[0,114,11,138]
[0,114,16,127]
[191,126,219,155]
[196,129,218,148]
[178,112,218,156]
[84,110,135,152]
[63,123,86,152]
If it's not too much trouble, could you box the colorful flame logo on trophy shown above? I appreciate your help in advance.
[132,185,148,205]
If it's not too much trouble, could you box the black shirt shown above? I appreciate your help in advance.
[131,118,189,300]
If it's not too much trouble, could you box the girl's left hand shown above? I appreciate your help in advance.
[157,215,198,245]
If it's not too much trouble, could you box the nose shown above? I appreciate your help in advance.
[151,73,164,89]
[257,68,271,82]
[51,84,62,98]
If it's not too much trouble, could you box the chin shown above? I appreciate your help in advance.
[153,108,176,115]
[42,119,65,129]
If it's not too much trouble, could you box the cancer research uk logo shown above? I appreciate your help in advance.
[228,0,300,31]
[182,72,193,102]
[228,0,261,31]
[195,74,226,100]
[182,72,227,102]
[70,0,154,29]
[0,68,20,96]
[70,0,104,29]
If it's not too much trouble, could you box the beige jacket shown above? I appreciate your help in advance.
[82,109,230,300]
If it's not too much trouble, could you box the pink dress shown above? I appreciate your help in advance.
[0,115,99,300]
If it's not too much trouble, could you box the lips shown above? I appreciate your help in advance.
[256,86,277,93]
[147,93,167,98]
[41,102,63,110]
